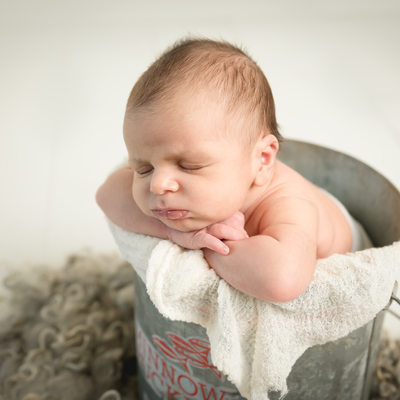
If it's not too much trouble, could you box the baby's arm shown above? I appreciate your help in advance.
[203,197,319,303]
[96,167,248,254]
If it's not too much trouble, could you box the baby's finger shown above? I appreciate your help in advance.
[207,223,249,241]
[194,232,230,255]
[207,238,231,255]
[220,211,245,230]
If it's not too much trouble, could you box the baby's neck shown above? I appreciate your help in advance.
[240,160,285,222]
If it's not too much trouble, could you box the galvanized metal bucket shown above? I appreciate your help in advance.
[132,140,400,400]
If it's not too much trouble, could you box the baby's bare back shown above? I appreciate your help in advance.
[245,161,353,258]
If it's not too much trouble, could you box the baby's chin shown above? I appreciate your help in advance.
[162,217,211,232]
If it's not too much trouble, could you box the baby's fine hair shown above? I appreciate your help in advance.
[126,37,283,146]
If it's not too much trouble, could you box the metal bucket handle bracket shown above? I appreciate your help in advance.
[388,281,400,320]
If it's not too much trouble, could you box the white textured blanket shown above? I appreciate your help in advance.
[107,219,400,400]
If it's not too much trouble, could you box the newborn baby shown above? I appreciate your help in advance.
[96,38,366,302]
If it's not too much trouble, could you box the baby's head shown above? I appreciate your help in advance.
[125,38,282,150]
[123,38,283,231]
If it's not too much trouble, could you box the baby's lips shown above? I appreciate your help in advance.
[152,209,188,219]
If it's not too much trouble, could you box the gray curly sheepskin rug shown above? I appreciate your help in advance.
[0,251,138,400]
[0,250,398,400]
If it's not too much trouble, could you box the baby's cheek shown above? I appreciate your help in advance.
[132,191,150,215]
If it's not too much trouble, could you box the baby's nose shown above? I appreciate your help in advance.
[150,171,179,195]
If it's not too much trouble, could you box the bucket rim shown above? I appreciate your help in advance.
[279,138,400,200]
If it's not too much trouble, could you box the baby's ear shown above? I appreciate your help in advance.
[253,134,279,186]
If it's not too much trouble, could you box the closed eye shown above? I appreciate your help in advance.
[180,165,203,171]
[135,164,205,175]
[181,165,203,171]
[135,167,153,175]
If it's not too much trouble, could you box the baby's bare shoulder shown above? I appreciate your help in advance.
[250,161,352,255]
[256,193,318,234]
[251,162,321,237]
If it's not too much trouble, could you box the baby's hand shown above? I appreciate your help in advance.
[167,211,248,255]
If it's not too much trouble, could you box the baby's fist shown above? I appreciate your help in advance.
[206,211,248,241]
[167,211,249,255]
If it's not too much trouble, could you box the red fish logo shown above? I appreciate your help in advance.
[153,333,222,378]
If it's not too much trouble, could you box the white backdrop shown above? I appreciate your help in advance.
[1,1,399,330]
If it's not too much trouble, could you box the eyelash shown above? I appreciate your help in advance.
[135,165,203,176]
